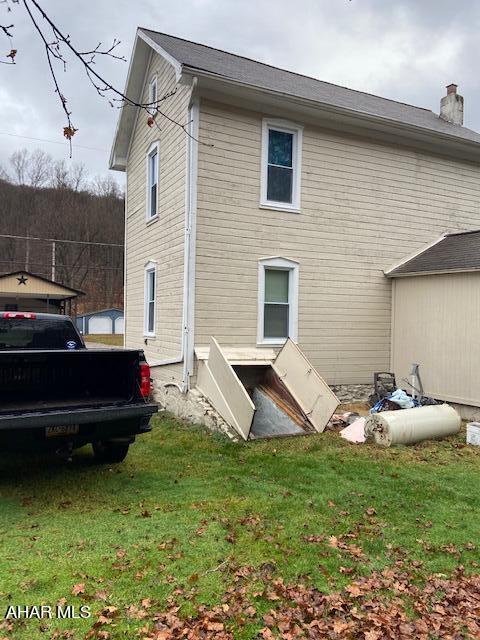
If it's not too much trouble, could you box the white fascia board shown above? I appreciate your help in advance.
[387,267,480,278]
[383,233,448,277]
[109,32,143,171]
[137,29,183,82]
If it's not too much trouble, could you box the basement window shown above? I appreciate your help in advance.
[258,257,299,345]
[260,119,303,212]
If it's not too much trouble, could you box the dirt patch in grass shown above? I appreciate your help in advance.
[338,401,371,415]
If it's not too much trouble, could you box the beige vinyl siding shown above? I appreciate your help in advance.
[125,53,191,368]
[195,99,480,384]
[391,273,480,406]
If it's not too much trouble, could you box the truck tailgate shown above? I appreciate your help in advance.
[0,349,144,414]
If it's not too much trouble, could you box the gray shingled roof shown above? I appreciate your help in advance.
[387,231,480,276]
[140,29,480,146]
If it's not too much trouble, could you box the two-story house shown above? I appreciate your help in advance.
[110,29,480,437]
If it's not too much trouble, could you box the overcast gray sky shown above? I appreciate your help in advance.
[0,0,479,184]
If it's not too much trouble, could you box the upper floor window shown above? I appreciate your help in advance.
[257,257,299,345]
[146,141,159,221]
[149,75,157,108]
[260,119,303,212]
[144,261,156,336]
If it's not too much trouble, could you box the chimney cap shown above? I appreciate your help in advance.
[446,83,458,95]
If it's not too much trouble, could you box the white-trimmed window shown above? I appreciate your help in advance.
[144,261,156,336]
[149,75,157,108]
[146,141,159,221]
[260,119,303,212]
[257,257,299,345]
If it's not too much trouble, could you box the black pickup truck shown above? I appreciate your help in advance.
[0,312,157,462]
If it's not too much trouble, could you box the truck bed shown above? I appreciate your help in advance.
[0,349,142,415]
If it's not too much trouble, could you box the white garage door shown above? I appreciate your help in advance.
[114,316,124,334]
[88,316,112,334]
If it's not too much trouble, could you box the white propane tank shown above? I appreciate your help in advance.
[365,404,461,447]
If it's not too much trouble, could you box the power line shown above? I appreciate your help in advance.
[0,259,122,271]
[0,233,123,248]
[0,131,108,153]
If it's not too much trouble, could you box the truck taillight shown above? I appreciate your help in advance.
[139,363,151,398]
[3,312,36,319]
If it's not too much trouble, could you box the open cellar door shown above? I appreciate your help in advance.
[196,338,339,441]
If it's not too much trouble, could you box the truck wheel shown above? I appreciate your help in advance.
[92,441,130,463]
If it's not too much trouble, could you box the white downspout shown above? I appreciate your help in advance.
[182,81,199,391]
[123,175,128,348]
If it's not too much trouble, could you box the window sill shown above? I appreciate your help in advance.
[259,202,300,214]
[144,334,156,339]
[257,339,287,348]
[146,215,159,226]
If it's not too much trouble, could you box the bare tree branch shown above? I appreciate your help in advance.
[1,0,213,153]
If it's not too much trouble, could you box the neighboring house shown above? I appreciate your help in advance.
[0,271,83,315]
[76,308,124,335]
[110,29,480,425]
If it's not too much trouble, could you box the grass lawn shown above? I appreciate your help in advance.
[0,414,479,638]
[84,334,123,347]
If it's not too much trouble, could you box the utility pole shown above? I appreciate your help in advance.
[51,241,56,281]
[25,236,30,271]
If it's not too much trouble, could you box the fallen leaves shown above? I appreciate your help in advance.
[100,565,480,640]
[328,534,366,559]
[71,582,85,596]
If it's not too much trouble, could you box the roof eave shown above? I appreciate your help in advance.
[109,29,183,172]
[383,234,448,277]
[386,267,480,278]
[185,66,480,158]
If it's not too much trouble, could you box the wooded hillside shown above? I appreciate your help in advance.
[0,149,124,314]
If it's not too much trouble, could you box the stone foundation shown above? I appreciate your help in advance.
[330,384,373,404]
[152,376,374,440]
[448,402,480,422]
[152,379,239,441]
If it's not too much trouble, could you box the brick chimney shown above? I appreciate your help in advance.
[440,83,464,125]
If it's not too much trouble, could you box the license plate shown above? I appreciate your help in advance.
[45,425,79,438]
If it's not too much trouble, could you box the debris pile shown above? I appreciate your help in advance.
[336,366,461,447]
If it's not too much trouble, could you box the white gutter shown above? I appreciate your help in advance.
[184,67,480,156]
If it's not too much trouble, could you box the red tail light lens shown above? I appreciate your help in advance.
[3,312,36,319]
[139,363,151,398]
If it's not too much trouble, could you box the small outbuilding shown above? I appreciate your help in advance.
[386,230,480,416]
[0,270,83,315]
[76,308,124,335]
